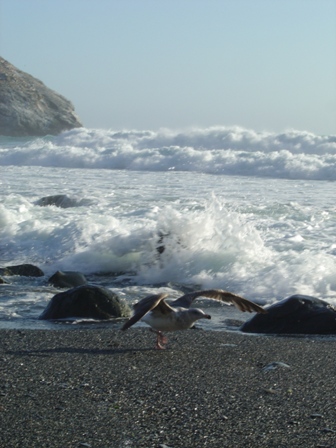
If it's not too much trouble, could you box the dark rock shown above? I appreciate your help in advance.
[157,231,169,254]
[35,194,92,208]
[39,285,131,320]
[156,231,183,256]
[241,294,336,335]
[0,56,82,137]
[0,277,9,284]
[0,264,44,277]
[48,271,87,288]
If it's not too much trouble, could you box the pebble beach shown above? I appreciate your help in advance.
[1,328,336,448]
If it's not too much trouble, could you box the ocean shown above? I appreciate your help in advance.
[1,125,336,330]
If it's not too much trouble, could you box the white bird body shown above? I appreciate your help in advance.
[142,306,210,332]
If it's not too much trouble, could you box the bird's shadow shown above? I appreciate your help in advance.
[5,346,155,357]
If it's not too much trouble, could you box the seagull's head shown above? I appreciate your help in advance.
[189,308,211,321]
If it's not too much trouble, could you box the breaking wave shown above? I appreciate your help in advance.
[1,126,336,180]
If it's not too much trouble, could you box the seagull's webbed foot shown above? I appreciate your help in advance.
[156,340,166,350]
[151,329,168,350]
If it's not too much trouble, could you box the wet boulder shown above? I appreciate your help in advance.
[0,264,44,277]
[35,194,92,208]
[48,271,87,288]
[39,285,131,320]
[241,295,336,335]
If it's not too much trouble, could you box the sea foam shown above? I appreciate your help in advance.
[0,126,336,180]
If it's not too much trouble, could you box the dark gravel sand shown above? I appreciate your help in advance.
[1,328,336,447]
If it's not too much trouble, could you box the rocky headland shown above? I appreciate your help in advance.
[0,56,82,136]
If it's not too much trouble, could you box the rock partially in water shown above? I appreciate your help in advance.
[35,194,92,208]
[0,264,44,277]
[0,56,82,137]
[241,294,336,335]
[39,285,131,320]
[48,271,87,288]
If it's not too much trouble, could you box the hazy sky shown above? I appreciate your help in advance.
[1,0,335,135]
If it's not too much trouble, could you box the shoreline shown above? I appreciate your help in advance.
[1,328,336,447]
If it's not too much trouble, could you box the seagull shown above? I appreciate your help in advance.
[121,289,266,349]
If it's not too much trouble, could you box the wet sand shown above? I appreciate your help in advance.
[1,328,336,447]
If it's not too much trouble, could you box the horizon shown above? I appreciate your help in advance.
[1,0,335,136]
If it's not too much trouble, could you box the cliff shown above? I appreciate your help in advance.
[0,57,82,136]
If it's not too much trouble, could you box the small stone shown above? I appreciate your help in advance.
[321,427,336,433]
[264,388,277,394]
[262,362,291,372]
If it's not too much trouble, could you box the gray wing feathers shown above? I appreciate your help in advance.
[121,293,170,331]
[171,289,266,314]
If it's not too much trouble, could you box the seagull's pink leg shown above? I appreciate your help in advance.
[158,331,168,345]
[151,329,168,350]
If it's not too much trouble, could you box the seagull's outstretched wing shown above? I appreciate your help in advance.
[171,289,266,314]
[121,293,172,331]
